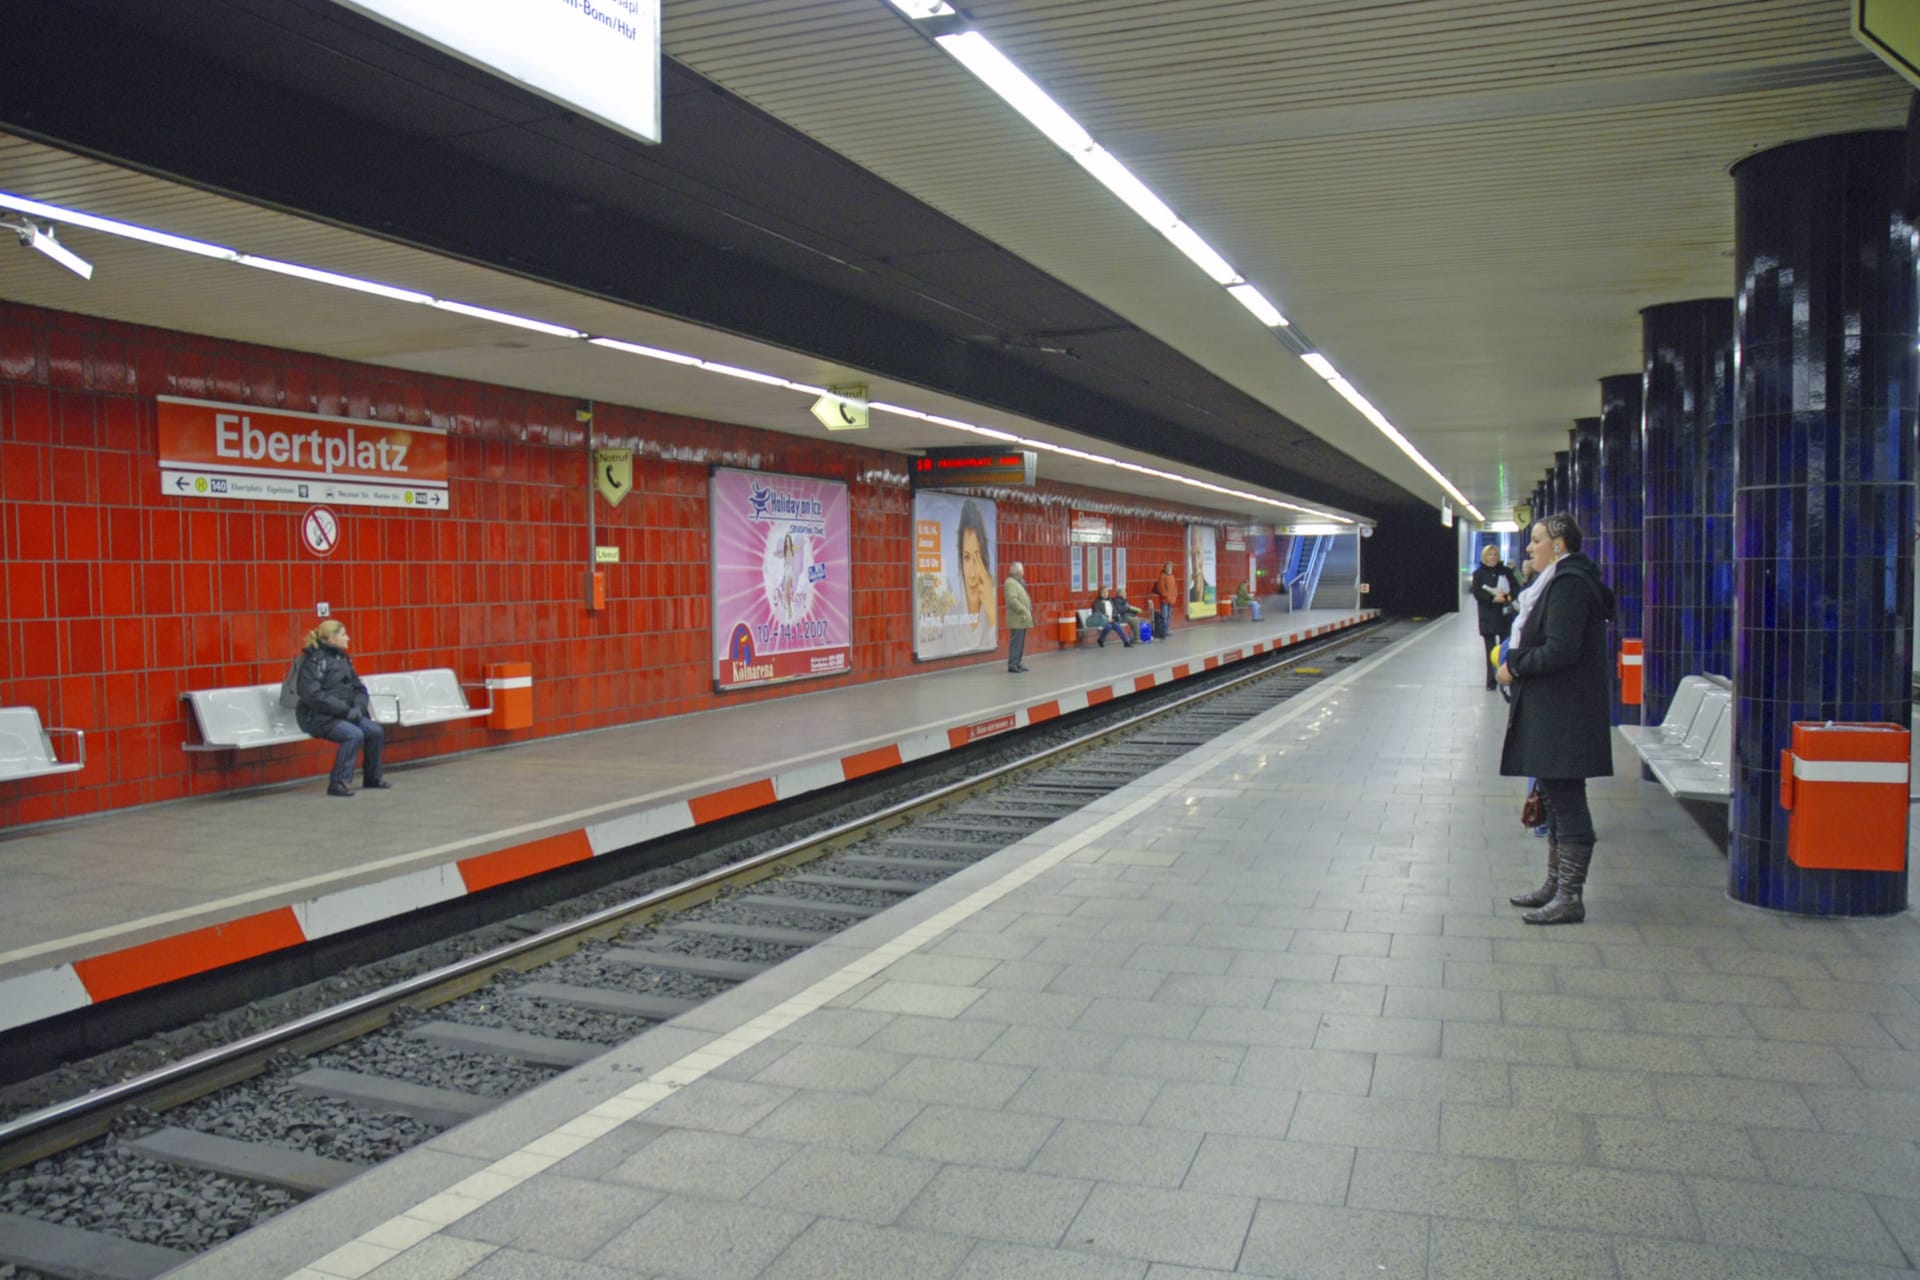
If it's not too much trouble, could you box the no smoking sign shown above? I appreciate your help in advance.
[302,506,340,558]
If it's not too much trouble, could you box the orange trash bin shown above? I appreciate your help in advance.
[485,662,533,731]
[1056,616,1078,644]
[1778,721,1909,872]
[1618,639,1643,705]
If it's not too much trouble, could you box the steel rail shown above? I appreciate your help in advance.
[0,619,1392,1167]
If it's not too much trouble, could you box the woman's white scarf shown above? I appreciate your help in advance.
[1508,555,1563,650]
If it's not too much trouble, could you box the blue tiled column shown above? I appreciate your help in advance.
[1570,417,1602,549]
[1597,375,1643,725]
[1552,450,1571,518]
[1730,131,1916,915]
[1641,298,1735,733]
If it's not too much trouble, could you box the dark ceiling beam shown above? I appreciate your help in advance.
[0,0,1424,518]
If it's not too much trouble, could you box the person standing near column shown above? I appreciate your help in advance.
[1153,561,1178,637]
[1003,561,1032,673]
[1470,543,1516,690]
[1496,513,1614,924]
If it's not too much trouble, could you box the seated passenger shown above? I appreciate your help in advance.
[1087,587,1134,648]
[296,619,390,797]
[1233,580,1263,621]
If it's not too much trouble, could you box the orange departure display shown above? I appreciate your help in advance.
[909,448,1037,488]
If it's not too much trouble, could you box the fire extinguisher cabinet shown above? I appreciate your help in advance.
[1617,639,1642,706]
[1778,722,1909,872]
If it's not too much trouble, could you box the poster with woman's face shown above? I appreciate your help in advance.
[710,468,852,690]
[1186,524,1218,618]
[912,491,998,659]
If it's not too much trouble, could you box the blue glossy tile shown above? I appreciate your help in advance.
[1728,131,1915,917]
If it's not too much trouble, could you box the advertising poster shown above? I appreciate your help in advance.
[1187,524,1218,618]
[913,491,999,660]
[1070,548,1083,594]
[1085,546,1100,593]
[1101,546,1114,589]
[710,468,852,691]
[1116,548,1128,595]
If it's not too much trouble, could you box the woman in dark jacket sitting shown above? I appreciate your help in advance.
[296,619,389,797]
[1469,544,1516,690]
[1495,513,1613,924]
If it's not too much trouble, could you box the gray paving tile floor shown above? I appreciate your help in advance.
[172,611,1920,1279]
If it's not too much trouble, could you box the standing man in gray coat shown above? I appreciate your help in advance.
[1004,561,1032,673]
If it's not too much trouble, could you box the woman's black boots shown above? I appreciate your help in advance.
[1508,837,1558,909]
[1523,842,1592,925]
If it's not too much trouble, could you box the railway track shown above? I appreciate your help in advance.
[0,617,1413,1279]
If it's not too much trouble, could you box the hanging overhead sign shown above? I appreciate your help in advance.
[909,448,1036,489]
[334,0,662,145]
[157,397,449,512]
[810,384,869,431]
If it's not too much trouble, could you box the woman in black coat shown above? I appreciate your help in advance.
[1495,513,1614,924]
[296,619,389,798]
[1468,544,1517,690]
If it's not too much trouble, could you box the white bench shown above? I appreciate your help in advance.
[182,684,307,752]
[360,669,491,727]
[1618,676,1732,802]
[0,707,84,780]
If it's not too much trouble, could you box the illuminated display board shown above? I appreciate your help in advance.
[336,0,661,145]
[909,448,1037,489]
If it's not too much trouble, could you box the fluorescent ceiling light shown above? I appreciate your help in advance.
[0,191,235,259]
[432,299,583,338]
[7,220,93,279]
[1075,147,1177,229]
[701,360,789,387]
[2,187,1355,524]
[588,336,702,366]
[935,32,1094,154]
[1161,221,1240,286]
[885,0,955,15]
[1300,352,1338,380]
[1226,284,1287,327]
[236,255,432,304]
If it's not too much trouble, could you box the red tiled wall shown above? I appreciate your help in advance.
[0,302,1241,828]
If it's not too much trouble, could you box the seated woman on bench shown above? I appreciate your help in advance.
[296,619,390,797]
[1087,587,1135,648]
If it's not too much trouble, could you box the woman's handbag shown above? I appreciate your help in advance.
[1520,786,1544,829]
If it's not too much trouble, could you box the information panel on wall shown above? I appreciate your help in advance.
[710,468,851,691]
[913,491,999,660]
[335,0,661,145]
[1186,525,1219,619]
[157,396,450,511]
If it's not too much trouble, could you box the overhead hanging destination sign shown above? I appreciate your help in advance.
[334,0,662,145]
[909,448,1037,489]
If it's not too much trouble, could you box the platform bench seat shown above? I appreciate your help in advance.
[360,669,491,728]
[1618,676,1732,803]
[182,684,306,753]
[0,707,84,780]
[1074,608,1141,645]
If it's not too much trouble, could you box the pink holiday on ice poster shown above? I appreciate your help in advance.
[710,467,853,691]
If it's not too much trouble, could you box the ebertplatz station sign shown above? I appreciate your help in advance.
[157,397,450,512]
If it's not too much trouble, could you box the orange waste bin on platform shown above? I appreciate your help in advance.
[1778,721,1909,872]
[1056,617,1078,644]
[486,662,533,731]
[1617,639,1642,705]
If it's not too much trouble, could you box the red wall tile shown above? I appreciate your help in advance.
[0,301,1248,827]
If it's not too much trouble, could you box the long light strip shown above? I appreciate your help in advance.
[1,187,1357,527]
[883,3,1487,521]
[928,28,1284,328]
[1298,350,1485,521]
